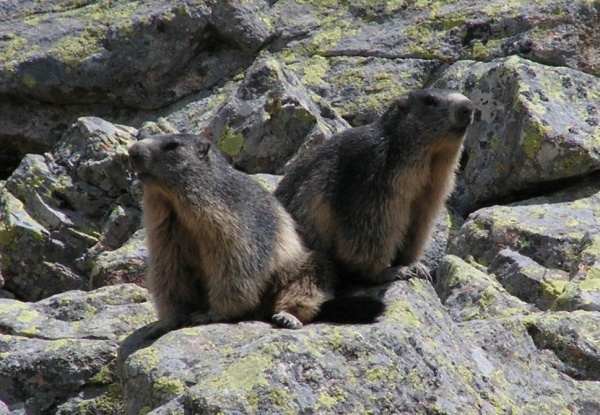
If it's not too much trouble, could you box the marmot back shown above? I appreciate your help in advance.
[275,89,474,283]
[128,133,384,335]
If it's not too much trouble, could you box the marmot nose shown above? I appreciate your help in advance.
[455,101,474,127]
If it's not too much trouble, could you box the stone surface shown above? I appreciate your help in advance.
[0,284,153,415]
[201,53,350,174]
[0,0,273,177]
[0,117,139,300]
[433,56,600,213]
[270,0,600,74]
[116,281,509,414]
[449,182,600,313]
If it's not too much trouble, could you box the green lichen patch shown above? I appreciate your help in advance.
[153,377,185,397]
[206,353,275,391]
[218,125,245,157]
[580,267,600,292]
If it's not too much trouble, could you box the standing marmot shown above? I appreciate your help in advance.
[275,89,474,283]
[128,133,383,335]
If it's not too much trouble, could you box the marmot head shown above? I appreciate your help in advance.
[381,89,474,148]
[128,134,217,195]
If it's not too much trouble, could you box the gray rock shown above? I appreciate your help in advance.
[118,281,501,414]
[0,117,139,300]
[269,0,599,74]
[488,248,570,311]
[436,255,532,322]
[0,284,153,414]
[286,56,441,126]
[0,0,273,176]
[201,53,350,174]
[553,233,600,312]
[0,1,271,108]
[90,230,147,290]
[462,314,600,413]
[449,181,600,312]
[432,56,600,213]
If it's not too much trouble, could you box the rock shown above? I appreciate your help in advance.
[286,56,441,126]
[436,255,532,322]
[432,56,600,213]
[449,181,600,312]
[251,173,282,193]
[1,1,272,108]
[462,314,600,413]
[270,0,599,75]
[117,281,500,414]
[524,311,600,381]
[90,230,147,290]
[0,117,139,300]
[0,0,273,177]
[422,208,456,276]
[201,53,350,174]
[488,248,569,311]
[553,234,600,312]
[0,284,153,414]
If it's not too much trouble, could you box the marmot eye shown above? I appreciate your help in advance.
[423,96,440,107]
[162,141,179,151]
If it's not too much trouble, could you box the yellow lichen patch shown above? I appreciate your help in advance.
[386,298,420,328]
[130,346,160,371]
[206,354,274,391]
[309,21,360,55]
[298,55,330,87]
[315,387,347,411]
[580,267,600,292]
[218,125,244,157]
[153,377,185,396]
[49,27,104,68]
[267,389,296,415]
[521,124,543,159]
[540,278,567,302]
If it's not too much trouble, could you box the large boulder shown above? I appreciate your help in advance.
[270,0,599,75]
[0,0,273,177]
[432,56,600,213]
[200,53,350,174]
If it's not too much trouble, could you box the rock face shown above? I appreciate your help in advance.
[1,0,600,414]
[0,117,143,301]
[433,57,600,213]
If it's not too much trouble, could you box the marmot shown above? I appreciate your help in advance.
[275,89,474,283]
[128,133,384,335]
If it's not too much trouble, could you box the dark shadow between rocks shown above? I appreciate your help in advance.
[116,321,172,375]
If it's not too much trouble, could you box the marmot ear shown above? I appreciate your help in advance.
[197,141,211,157]
[394,96,410,116]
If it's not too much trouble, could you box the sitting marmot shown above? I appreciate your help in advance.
[275,89,474,283]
